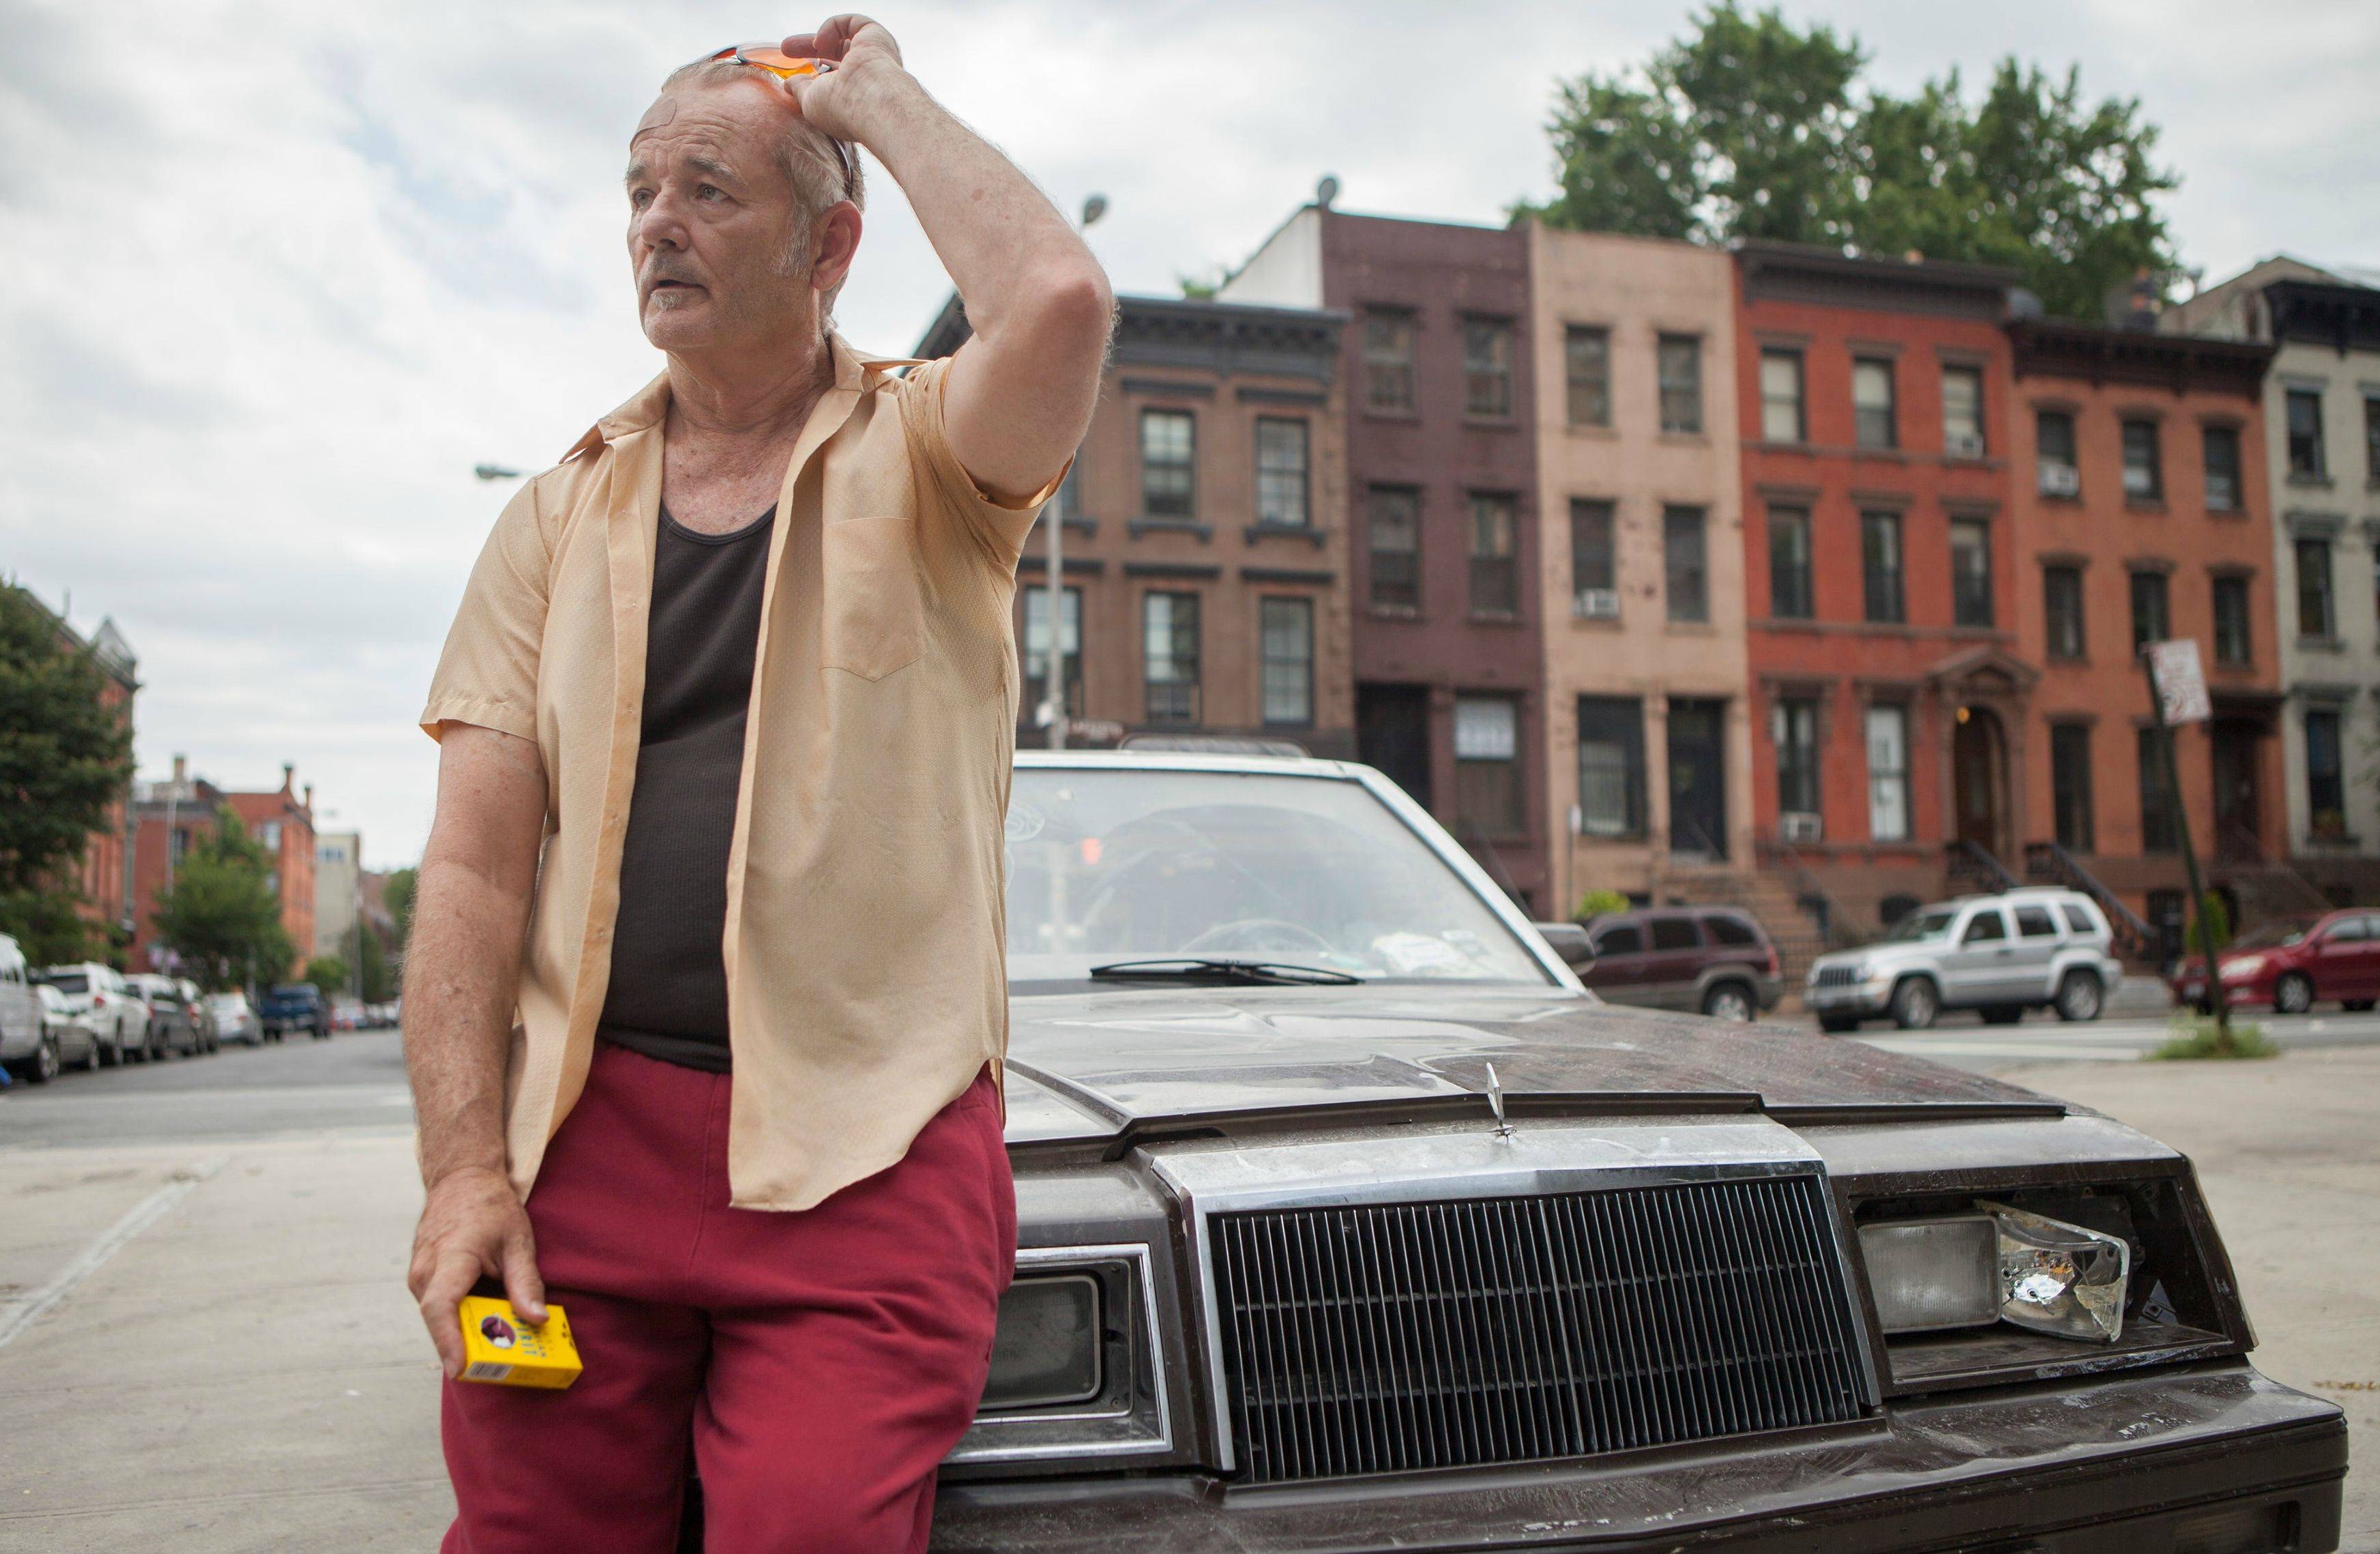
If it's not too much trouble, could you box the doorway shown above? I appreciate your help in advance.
[1952,705,2008,859]
[1666,698,1727,860]
[2211,718,2263,862]
[1357,684,1433,811]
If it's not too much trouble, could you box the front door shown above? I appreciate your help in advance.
[1952,706,2007,857]
[1357,684,1433,812]
[2211,719,2262,863]
[1667,699,1727,860]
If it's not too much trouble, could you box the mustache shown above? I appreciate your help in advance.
[640,257,703,291]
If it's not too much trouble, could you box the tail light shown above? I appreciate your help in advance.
[1765,942,1780,977]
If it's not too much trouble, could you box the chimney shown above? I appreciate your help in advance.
[281,762,295,794]
[304,783,315,815]
[171,754,187,785]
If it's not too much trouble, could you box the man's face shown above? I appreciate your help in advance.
[625,77,813,353]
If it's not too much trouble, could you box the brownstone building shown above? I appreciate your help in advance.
[130,758,318,976]
[917,292,1353,755]
[1222,198,1551,911]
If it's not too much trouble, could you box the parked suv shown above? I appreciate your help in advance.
[1805,888,2123,1031]
[128,973,207,1057]
[2169,908,2380,1014]
[1578,907,1784,1022]
[36,962,151,1064]
[0,934,47,1083]
[259,982,330,1040]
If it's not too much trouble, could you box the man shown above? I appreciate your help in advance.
[404,16,1111,1551]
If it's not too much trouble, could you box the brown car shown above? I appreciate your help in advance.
[1578,905,1786,1021]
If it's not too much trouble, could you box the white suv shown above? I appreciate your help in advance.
[1804,889,2125,1031]
[36,962,153,1064]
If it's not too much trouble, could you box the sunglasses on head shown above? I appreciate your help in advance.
[710,44,857,201]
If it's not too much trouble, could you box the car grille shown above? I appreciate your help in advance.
[1207,1175,1866,1483]
[1810,965,1861,988]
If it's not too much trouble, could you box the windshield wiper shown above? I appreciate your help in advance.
[1087,957,1362,986]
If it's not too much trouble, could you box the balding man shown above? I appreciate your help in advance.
[402,17,1111,1551]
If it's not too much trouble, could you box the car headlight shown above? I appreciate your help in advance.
[1862,1204,2129,1343]
[982,1273,1102,1409]
[2219,955,2265,980]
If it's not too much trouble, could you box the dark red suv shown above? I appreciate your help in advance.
[2169,908,2380,1014]
[1579,907,1784,1022]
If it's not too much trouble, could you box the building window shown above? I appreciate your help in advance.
[2129,570,2169,652]
[2213,574,2252,666]
[1023,585,1082,718]
[1050,452,1085,523]
[1773,698,1821,819]
[260,821,282,852]
[2297,538,2336,639]
[1139,409,1195,518]
[1258,597,1313,726]
[2365,393,2380,484]
[2202,424,2242,512]
[2121,419,2162,502]
[2044,565,2085,659]
[2051,723,2095,853]
[1366,486,1420,611]
[1852,358,1896,450]
[1252,417,1309,529]
[1663,505,1707,624]
[2138,728,2177,853]
[1462,316,1514,419]
[2306,708,2347,839]
[1950,518,1993,628]
[1760,349,1806,443]
[1769,505,1813,619]
[1362,308,1415,413]
[1861,510,1905,624]
[2285,388,2325,479]
[1656,334,1703,434]
[1141,592,1200,724]
[1943,366,1985,456]
[1467,493,1520,617]
[1576,697,1645,839]
[2037,409,2079,497]
[1866,704,1910,842]
[1564,325,1611,428]
[1454,697,1524,837]
[1570,498,1617,617]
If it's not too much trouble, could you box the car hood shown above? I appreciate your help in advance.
[1001,984,2058,1147]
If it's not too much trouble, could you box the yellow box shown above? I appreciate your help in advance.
[456,1297,583,1390]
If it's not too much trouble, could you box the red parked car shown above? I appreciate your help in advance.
[2168,909,2380,1014]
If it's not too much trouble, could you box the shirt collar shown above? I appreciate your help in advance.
[559,331,930,465]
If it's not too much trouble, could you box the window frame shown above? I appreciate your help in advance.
[1570,497,1617,617]
[1140,590,1201,726]
[1138,407,1197,518]
[1851,357,1898,450]
[2129,570,2171,653]
[1773,697,1821,819]
[1759,349,1806,444]
[2306,707,2348,839]
[2201,423,2244,512]
[1861,509,1905,625]
[1662,504,1709,624]
[1949,516,1995,629]
[2285,388,2326,480]
[1251,416,1310,529]
[1257,596,1314,728]
[1575,695,1647,840]
[1942,364,1986,456]
[1366,485,1421,613]
[1656,333,1703,434]
[1864,703,1911,842]
[1466,491,1521,619]
[2138,727,2177,853]
[2051,721,2096,853]
[2296,536,2336,639]
[1361,307,1417,415]
[2036,408,2080,497]
[1768,505,1813,620]
[1021,583,1084,719]
[2043,564,2086,660]
[2212,574,2252,666]
[1460,314,1515,420]
[2120,417,2164,503]
[1564,324,1611,429]
[1453,695,1527,839]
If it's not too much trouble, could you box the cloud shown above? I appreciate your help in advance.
[2,0,2372,872]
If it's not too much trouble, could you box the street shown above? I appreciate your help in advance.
[1,1023,2372,1551]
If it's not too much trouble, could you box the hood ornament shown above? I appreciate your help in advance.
[1483,1061,1514,1142]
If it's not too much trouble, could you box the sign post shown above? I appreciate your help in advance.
[2143,639,2231,1053]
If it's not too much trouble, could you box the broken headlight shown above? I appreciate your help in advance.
[1862,1203,2130,1343]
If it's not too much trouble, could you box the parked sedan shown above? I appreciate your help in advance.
[205,991,263,1046]
[33,984,104,1077]
[1576,905,1784,1020]
[128,973,206,1058]
[784,753,2342,1553]
[2169,909,2380,1014]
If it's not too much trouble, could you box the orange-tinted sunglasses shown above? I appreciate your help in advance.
[710,44,857,199]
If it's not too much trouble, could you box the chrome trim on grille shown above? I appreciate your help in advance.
[947,1242,1174,1464]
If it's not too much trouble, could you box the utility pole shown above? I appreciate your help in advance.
[2144,641,2231,1053]
[1042,192,1106,751]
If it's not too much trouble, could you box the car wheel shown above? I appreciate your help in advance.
[1980,1005,2025,1025]
[1816,1013,1860,1033]
[1701,983,1756,1023]
[2053,971,2104,1023]
[19,1036,60,1085]
[2274,973,2314,1016]
[83,1035,103,1072]
[1890,978,1939,1031]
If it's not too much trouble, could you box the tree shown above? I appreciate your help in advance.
[0,583,135,952]
[1525,5,2181,319]
[304,955,349,994]
[382,866,417,954]
[151,809,293,992]
[344,920,396,1003]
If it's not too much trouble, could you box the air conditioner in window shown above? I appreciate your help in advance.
[2038,463,2081,497]
[1574,588,1620,619]
[1946,431,1986,459]
[1779,811,1823,844]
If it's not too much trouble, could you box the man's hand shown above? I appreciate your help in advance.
[776,15,907,143]
[408,1164,546,1379]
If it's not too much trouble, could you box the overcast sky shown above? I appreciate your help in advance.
[4,0,2375,869]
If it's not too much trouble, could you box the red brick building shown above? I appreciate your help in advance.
[1735,241,2025,930]
[130,759,318,976]
[2007,321,2287,949]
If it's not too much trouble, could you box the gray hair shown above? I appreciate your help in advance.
[658,56,865,289]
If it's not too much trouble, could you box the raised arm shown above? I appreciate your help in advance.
[781,16,1113,504]
[402,722,550,1376]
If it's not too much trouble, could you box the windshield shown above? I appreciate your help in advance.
[1883,909,1958,944]
[42,971,89,995]
[2230,918,2315,952]
[1003,767,1550,985]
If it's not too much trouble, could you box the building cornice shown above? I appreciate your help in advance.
[2008,319,2272,397]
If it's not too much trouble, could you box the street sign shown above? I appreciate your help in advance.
[2145,639,2210,726]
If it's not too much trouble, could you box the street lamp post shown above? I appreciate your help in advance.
[1041,192,1106,752]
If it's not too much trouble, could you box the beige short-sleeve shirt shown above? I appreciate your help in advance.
[421,334,1048,1210]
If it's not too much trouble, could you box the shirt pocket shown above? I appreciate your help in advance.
[820,516,926,681]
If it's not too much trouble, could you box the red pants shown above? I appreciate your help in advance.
[441,1045,1014,1553]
